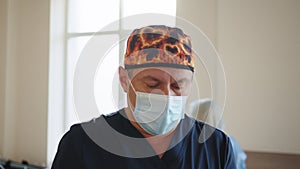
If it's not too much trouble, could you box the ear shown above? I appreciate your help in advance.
[119,66,129,93]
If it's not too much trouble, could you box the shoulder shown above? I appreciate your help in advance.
[191,119,237,168]
[52,111,122,168]
[59,111,121,146]
[192,119,231,146]
[56,123,86,155]
[51,123,85,168]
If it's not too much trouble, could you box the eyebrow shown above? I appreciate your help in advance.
[141,76,161,82]
[141,76,191,83]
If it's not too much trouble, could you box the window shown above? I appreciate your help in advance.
[48,0,176,166]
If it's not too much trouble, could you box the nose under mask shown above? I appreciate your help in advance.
[128,81,187,135]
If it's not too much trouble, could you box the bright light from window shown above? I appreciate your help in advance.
[66,36,91,127]
[123,0,176,17]
[68,0,120,33]
[122,0,177,29]
[94,35,120,115]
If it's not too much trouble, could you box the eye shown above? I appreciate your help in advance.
[146,83,160,88]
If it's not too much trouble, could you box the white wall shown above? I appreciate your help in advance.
[0,0,50,166]
[178,0,300,154]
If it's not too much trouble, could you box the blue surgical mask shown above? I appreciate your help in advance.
[129,83,187,135]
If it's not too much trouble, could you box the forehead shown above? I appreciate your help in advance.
[129,67,193,81]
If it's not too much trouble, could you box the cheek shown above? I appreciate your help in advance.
[128,85,137,108]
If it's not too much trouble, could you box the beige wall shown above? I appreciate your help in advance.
[0,0,8,157]
[177,0,218,100]
[218,0,300,154]
[1,0,17,160]
[0,0,50,166]
[177,0,217,44]
[178,0,300,154]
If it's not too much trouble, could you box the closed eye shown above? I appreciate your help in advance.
[171,83,184,90]
[147,83,160,88]
[142,76,161,89]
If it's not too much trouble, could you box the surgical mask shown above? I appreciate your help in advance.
[129,82,187,135]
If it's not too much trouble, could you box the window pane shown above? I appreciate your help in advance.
[66,35,120,129]
[94,35,120,115]
[122,0,176,29]
[66,36,91,129]
[68,0,119,33]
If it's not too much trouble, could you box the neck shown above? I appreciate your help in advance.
[124,107,175,158]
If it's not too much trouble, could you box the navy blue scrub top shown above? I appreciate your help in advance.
[51,109,236,169]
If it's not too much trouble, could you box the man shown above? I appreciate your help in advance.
[52,25,236,169]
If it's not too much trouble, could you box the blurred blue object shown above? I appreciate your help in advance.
[189,98,247,169]
[229,137,247,169]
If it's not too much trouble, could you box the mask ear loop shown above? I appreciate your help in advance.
[125,70,136,92]
[126,71,138,113]
[125,71,156,114]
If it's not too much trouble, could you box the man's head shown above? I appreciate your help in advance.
[119,25,195,135]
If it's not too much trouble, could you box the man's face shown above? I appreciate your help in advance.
[125,67,193,109]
